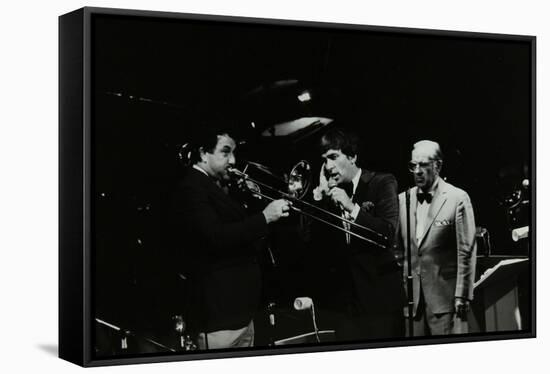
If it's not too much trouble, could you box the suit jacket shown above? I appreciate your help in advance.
[311,170,405,315]
[398,179,477,316]
[173,168,268,332]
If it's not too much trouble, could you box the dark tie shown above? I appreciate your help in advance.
[341,182,354,199]
[417,191,432,204]
[337,182,354,245]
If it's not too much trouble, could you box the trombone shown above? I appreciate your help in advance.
[229,161,388,249]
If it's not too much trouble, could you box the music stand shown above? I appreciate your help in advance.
[469,258,529,333]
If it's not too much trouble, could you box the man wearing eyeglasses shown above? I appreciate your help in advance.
[398,140,477,336]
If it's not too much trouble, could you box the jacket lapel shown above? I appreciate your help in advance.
[418,179,448,249]
[194,169,247,218]
[354,170,374,203]
[213,183,247,218]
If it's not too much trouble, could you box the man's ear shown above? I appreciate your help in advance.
[348,154,358,165]
[198,147,207,163]
[435,160,443,174]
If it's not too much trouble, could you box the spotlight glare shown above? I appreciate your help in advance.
[297,91,311,102]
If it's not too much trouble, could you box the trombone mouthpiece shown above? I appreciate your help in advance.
[228,168,245,177]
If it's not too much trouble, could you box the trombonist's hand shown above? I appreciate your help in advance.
[234,176,247,191]
[263,199,290,224]
[313,163,330,201]
[232,173,261,195]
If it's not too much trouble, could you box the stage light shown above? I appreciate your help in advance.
[297,91,311,102]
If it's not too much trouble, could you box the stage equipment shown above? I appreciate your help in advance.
[499,178,530,252]
[512,226,529,242]
[471,258,529,333]
[293,297,320,343]
[229,160,388,248]
[172,315,197,351]
[476,227,492,257]
[95,318,177,354]
[405,189,414,336]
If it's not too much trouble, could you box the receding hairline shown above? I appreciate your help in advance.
[413,140,443,161]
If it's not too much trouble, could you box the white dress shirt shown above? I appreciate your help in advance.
[193,164,209,176]
[343,169,362,244]
[415,176,440,244]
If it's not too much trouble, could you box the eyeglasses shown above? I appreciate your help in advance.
[408,161,434,173]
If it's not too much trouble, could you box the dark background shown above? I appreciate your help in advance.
[91,14,532,355]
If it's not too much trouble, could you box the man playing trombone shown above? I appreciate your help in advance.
[307,128,405,341]
[173,126,290,349]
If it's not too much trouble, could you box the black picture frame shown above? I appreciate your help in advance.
[59,6,536,367]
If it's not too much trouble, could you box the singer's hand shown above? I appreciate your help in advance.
[313,163,330,201]
[327,187,354,213]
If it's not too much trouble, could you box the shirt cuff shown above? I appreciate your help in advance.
[350,203,360,221]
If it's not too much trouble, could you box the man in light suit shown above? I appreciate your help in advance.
[399,140,477,336]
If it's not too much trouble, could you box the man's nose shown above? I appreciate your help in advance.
[229,153,236,165]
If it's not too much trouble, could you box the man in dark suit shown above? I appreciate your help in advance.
[398,140,477,336]
[173,128,290,349]
[308,128,405,341]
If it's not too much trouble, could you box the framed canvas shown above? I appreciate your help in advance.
[59,6,536,367]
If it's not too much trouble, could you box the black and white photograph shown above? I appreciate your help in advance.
[58,7,535,365]
[3,1,548,373]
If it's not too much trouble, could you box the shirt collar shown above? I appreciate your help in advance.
[192,164,209,177]
[419,176,440,195]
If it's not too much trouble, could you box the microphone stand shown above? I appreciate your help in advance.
[405,189,414,337]
[267,302,277,346]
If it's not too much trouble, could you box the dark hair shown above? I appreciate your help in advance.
[188,125,233,165]
[320,128,361,158]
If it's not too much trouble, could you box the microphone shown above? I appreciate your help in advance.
[293,297,313,310]
[512,226,529,241]
[227,167,246,178]
[327,179,344,212]
[293,297,320,343]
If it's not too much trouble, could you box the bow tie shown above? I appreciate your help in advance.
[417,191,433,204]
